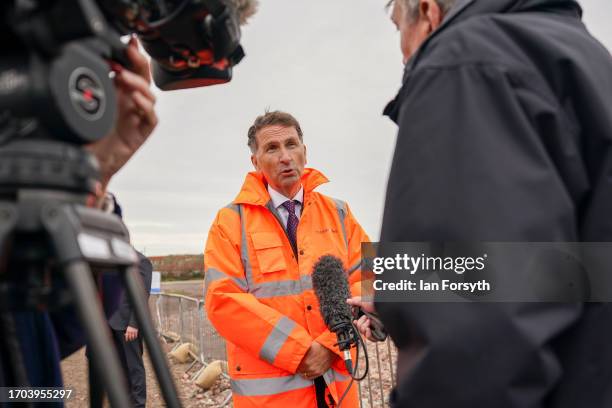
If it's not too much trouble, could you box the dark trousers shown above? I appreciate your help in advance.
[111,329,146,408]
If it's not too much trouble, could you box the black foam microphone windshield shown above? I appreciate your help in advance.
[312,255,355,373]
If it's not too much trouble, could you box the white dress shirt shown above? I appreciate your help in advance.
[267,185,304,228]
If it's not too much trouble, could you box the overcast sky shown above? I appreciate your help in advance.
[109,0,612,256]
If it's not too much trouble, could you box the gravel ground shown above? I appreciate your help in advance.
[61,339,396,408]
[60,283,397,407]
[61,344,232,408]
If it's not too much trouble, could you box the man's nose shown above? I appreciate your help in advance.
[279,148,292,163]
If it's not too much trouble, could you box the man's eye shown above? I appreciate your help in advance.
[267,146,277,152]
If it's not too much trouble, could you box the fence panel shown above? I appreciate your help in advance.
[153,292,396,406]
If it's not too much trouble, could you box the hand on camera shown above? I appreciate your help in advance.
[86,36,158,191]
[296,341,335,380]
[347,296,377,342]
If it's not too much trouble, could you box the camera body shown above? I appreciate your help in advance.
[101,0,244,90]
[0,0,245,146]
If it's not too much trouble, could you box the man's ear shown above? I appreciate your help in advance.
[420,0,443,33]
[303,144,308,164]
[251,154,259,170]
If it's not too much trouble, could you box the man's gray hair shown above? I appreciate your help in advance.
[393,0,456,20]
[228,0,259,25]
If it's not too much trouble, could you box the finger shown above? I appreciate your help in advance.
[346,297,361,306]
[357,315,369,329]
[355,319,364,334]
[134,94,158,135]
[126,36,151,83]
[116,70,156,104]
[115,88,137,114]
[356,317,370,336]
[132,92,158,131]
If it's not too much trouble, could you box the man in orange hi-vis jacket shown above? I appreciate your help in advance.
[204,110,369,408]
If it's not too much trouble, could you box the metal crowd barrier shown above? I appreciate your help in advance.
[356,338,397,408]
[151,292,397,407]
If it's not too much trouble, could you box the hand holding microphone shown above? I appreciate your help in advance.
[347,297,387,342]
[311,255,389,376]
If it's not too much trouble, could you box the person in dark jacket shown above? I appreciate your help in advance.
[106,251,152,408]
[102,194,153,408]
[352,0,612,407]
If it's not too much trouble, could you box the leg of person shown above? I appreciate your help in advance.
[123,335,146,408]
[111,330,133,395]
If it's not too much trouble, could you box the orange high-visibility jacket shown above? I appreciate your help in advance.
[204,168,369,408]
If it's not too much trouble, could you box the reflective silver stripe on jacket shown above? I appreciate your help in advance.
[259,316,296,364]
[231,374,313,396]
[237,204,253,289]
[347,260,361,276]
[332,198,348,249]
[323,368,351,387]
[265,200,286,232]
[250,275,313,299]
[204,267,248,293]
[225,203,240,213]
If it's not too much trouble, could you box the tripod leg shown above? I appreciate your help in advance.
[122,267,182,408]
[0,313,34,408]
[0,313,30,386]
[0,202,17,268]
[62,261,131,408]
[89,350,105,408]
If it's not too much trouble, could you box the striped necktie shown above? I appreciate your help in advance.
[281,200,299,251]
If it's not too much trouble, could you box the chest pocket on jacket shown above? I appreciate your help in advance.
[251,232,286,274]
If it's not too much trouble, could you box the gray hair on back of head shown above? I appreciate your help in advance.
[389,0,456,21]
[228,0,259,25]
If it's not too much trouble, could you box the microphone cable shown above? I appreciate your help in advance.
[336,321,369,408]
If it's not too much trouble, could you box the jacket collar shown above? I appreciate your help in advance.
[383,0,476,123]
[233,168,329,206]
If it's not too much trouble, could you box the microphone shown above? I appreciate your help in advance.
[312,255,356,374]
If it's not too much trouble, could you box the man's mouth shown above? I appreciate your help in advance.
[280,169,296,176]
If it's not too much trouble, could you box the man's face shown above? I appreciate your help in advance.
[391,0,442,64]
[251,125,307,198]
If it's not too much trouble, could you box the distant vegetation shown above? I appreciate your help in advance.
[149,254,204,281]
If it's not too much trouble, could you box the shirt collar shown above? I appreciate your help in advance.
[267,184,304,209]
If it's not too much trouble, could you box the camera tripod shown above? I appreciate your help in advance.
[0,139,181,407]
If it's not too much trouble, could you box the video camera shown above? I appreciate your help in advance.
[0,1,248,406]
[1,0,245,145]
